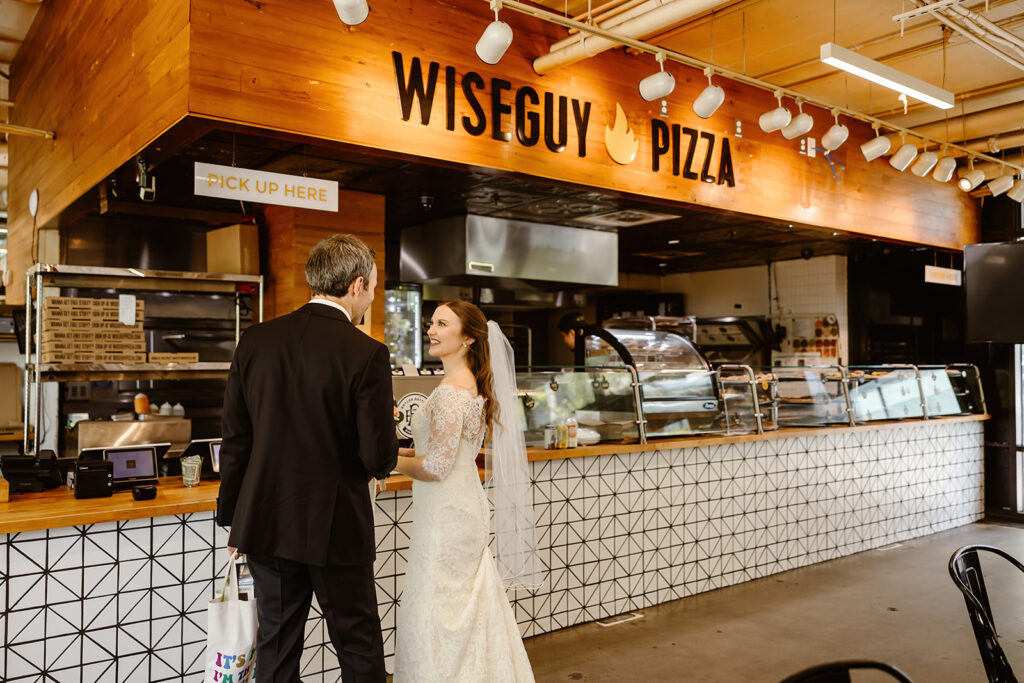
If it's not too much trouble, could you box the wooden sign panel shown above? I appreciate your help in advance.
[189,0,977,248]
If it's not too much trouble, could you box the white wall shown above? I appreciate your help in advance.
[660,264,769,317]
[657,255,849,364]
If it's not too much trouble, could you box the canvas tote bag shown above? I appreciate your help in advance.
[204,553,258,683]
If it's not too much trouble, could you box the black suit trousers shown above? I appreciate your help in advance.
[246,554,385,683]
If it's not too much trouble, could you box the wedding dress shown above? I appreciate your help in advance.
[393,383,535,683]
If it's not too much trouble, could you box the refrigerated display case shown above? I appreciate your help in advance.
[602,315,776,366]
[384,283,422,369]
[585,328,764,437]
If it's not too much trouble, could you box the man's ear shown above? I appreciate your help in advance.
[348,276,364,298]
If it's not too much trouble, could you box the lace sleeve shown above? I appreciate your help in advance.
[421,386,468,480]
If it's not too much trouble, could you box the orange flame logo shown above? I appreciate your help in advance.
[604,103,639,165]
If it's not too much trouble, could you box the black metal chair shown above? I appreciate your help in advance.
[949,545,1024,683]
[779,660,913,683]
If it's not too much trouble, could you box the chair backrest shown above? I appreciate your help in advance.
[948,544,1024,683]
[779,660,913,683]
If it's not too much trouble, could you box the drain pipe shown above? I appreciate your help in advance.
[534,0,721,74]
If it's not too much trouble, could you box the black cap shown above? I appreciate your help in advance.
[557,312,585,333]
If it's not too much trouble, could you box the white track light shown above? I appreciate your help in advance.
[1007,178,1024,202]
[988,175,1014,197]
[861,132,891,162]
[932,155,957,183]
[959,162,985,192]
[759,91,791,133]
[639,53,674,101]
[889,139,918,172]
[692,67,724,119]
[333,0,369,25]
[821,110,848,151]
[910,150,938,177]
[781,100,813,140]
[476,0,513,64]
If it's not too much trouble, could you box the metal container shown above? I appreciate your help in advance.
[544,425,558,450]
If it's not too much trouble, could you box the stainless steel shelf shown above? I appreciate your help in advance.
[28,362,231,382]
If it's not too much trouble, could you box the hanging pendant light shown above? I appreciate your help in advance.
[693,67,724,119]
[781,99,814,140]
[821,109,849,151]
[333,0,369,25]
[639,52,675,102]
[860,123,891,162]
[932,154,957,183]
[759,90,791,133]
[475,0,513,65]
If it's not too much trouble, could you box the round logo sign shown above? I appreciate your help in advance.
[394,392,428,439]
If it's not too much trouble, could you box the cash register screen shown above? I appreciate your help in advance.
[106,448,157,481]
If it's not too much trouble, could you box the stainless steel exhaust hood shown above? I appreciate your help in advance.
[400,215,618,288]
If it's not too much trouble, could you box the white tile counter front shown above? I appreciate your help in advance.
[1,418,984,681]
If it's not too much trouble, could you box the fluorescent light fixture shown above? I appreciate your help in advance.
[820,42,954,109]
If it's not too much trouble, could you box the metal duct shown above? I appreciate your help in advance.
[533,0,721,74]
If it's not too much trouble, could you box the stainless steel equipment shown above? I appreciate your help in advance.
[67,417,192,456]
[385,283,423,368]
[400,215,618,288]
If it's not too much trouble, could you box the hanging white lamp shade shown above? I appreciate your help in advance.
[759,106,791,133]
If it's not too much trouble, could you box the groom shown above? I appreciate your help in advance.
[218,233,399,682]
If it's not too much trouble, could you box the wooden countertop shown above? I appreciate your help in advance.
[1,414,988,535]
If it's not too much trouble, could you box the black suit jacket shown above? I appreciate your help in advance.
[217,302,398,566]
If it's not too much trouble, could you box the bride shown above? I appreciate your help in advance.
[393,300,541,682]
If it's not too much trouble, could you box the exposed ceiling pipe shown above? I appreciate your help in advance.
[552,0,698,52]
[952,131,1024,157]
[913,101,1024,141]
[948,3,1024,58]
[534,0,722,74]
[501,0,1024,172]
[885,82,1024,127]
[911,0,1024,72]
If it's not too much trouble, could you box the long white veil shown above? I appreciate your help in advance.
[485,320,542,591]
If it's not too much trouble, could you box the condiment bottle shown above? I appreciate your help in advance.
[172,402,185,417]
[566,416,578,448]
[133,392,150,416]
[159,401,173,416]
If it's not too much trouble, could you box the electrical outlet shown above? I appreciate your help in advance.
[734,119,743,137]
[800,139,807,155]
[807,137,816,157]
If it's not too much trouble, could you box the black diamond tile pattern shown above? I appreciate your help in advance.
[0,422,984,681]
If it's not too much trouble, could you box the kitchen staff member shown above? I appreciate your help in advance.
[557,312,635,368]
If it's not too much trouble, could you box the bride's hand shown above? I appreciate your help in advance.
[398,447,415,458]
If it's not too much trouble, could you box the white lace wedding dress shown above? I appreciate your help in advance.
[393,383,535,683]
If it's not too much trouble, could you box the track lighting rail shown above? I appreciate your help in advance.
[497,0,1023,173]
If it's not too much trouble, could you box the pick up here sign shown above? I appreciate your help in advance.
[194,162,339,212]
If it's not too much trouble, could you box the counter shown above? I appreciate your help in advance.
[1,414,987,681]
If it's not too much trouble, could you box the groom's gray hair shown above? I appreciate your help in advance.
[305,234,376,297]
